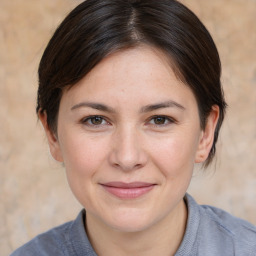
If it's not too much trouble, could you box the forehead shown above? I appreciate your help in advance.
[60,46,197,111]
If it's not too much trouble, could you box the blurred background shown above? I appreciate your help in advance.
[0,0,255,254]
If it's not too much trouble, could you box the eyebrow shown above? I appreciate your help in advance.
[140,100,185,113]
[71,100,185,113]
[71,102,116,113]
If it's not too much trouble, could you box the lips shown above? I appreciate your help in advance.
[100,182,156,199]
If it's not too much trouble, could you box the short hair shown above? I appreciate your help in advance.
[37,0,227,167]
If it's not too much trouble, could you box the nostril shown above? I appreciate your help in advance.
[111,158,146,172]
[108,133,148,171]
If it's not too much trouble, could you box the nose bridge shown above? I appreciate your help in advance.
[110,123,147,171]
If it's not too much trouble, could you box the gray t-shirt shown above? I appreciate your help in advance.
[10,194,256,255]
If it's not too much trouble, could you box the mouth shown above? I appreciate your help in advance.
[100,182,156,199]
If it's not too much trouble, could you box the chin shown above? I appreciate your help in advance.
[104,210,157,233]
[110,220,152,233]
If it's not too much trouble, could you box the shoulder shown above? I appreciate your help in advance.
[185,194,256,255]
[10,209,97,256]
[201,203,256,243]
[10,221,73,256]
[10,210,88,256]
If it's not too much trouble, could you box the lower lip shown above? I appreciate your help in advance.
[101,185,155,199]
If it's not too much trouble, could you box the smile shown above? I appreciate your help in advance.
[100,182,156,199]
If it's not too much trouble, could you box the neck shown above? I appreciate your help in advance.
[85,200,187,256]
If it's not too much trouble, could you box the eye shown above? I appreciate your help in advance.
[152,116,167,125]
[148,116,175,126]
[81,116,109,126]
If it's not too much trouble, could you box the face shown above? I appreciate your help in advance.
[41,46,218,233]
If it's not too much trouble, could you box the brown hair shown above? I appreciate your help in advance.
[37,0,227,167]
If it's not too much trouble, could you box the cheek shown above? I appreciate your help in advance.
[149,132,199,178]
[59,133,110,208]
[59,133,108,182]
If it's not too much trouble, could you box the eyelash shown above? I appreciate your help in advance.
[81,115,109,127]
[80,115,176,128]
[147,115,176,127]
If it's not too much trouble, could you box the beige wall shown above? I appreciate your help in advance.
[1,0,255,254]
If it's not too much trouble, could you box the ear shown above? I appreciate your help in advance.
[195,105,220,163]
[38,111,64,162]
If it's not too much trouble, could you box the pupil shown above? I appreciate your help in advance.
[155,117,165,124]
[92,117,102,125]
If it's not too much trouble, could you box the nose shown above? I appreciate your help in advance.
[109,126,148,171]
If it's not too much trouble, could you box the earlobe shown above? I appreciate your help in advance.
[38,111,64,162]
[195,105,220,163]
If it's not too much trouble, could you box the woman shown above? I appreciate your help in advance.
[11,0,256,255]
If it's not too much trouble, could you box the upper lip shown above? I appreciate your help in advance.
[101,182,155,188]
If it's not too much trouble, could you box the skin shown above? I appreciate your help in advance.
[40,46,219,256]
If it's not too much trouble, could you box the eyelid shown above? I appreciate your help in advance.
[146,115,177,126]
[80,115,176,127]
[80,115,111,126]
